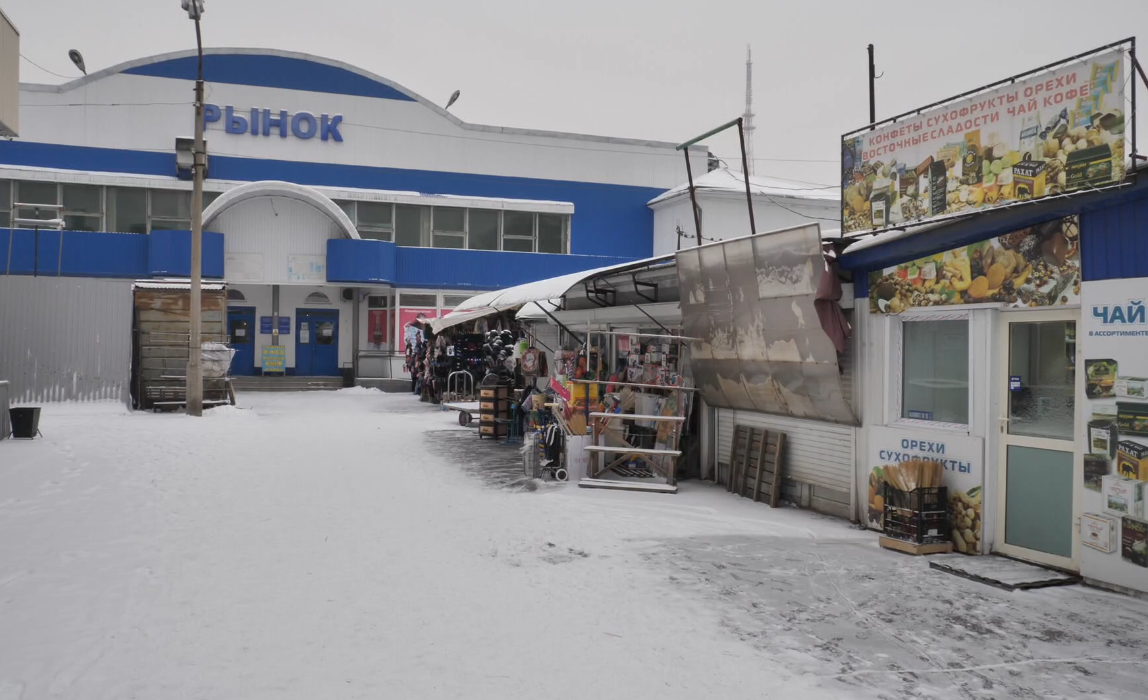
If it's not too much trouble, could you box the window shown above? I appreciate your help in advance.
[336,200,356,222]
[367,295,389,309]
[15,181,58,223]
[107,188,147,234]
[150,190,191,231]
[432,207,465,249]
[442,294,471,310]
[0,179,10,224]
[503,211,535,252]
[358,202,394,241]
[468,209,499,251]
[400,293,436,307]
[901,319,969,424]
[227,289,246,302]
[537,213,565,254]
[305,292,331,305]
[394,204,423,247]
[202,191,220,211]
[63,184,102,232]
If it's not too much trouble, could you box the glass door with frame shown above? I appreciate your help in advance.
[995,309,1080,570]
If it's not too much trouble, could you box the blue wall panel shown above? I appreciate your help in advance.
[60,231,149,278]
[326,239,397,283]
[123,54,416,101]
[0,141,665,259]
[1081,194,1148,281]
[147,230,225,278]
[394,248,633,290]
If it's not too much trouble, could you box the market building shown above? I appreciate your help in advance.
[0,48,706,398]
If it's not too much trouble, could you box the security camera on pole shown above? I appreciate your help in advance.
[182,0,206,416]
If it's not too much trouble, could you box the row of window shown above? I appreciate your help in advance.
[336,200,568,254]
[0,179,570,253]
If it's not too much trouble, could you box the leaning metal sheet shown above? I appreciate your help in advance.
[675,224,857,425]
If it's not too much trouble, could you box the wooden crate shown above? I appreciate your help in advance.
[724,424,786,507]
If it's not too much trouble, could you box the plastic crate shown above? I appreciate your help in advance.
[883,484,950,545]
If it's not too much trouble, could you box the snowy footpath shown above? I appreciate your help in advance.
[1,390,1146,699]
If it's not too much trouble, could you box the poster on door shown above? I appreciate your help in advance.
[1081,279,1148,583]
[400,307,438,350]
[866,426,985,554]
[367,310,388,350]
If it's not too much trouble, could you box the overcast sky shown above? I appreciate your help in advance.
[6,0,1148,187]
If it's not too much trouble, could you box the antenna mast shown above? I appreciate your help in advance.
[743,45,755,176]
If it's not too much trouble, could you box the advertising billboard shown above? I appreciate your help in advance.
[868,216,1081,313]
[842,45,1129,235]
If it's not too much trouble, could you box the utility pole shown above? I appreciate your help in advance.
[868,44,876,127]
[743,45,755,176]
[183,0,206,416]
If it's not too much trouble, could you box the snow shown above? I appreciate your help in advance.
[2,391,1147,699]
[647,167,840,206]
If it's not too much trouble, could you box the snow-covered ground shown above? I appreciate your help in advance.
[1,390,1146,699]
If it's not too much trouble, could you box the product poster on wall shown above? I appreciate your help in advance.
[868,216,1081,314]
[400,308,438,349]
[866,426,985,554]
[1082,279,1148,580]
[367,310,388,350]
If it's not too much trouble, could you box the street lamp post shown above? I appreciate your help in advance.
[182,0,206,416]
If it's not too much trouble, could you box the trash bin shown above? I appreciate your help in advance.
[9,407,41,439]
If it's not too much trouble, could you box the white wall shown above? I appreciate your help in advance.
[19,64,702,190]
[652,193,839,256]
[219,196,342,285]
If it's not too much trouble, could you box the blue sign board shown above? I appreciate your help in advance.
[1009,375,1023,391]
[262,345,286,374]
[260,316,291,335]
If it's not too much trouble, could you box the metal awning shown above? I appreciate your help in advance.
[428,253,674,334]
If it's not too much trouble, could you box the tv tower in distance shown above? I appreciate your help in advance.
[743,44,755,176]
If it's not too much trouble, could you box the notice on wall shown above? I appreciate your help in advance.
[287,255,326,283]
[261,345,286,374]
[869,216,1081,314]
[866,426,985,554]
[226,253,264,282]
[842,48,1126,234]
[259,316,291,335]
[1081,279,1148,584]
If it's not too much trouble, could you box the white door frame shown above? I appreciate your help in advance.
[994,307,1081,570]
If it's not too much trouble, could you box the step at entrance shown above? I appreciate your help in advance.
[231,376,345,392]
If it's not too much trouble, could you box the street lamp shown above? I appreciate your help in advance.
[182,0,206,416]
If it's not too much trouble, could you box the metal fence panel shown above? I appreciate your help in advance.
[0,276,133,404]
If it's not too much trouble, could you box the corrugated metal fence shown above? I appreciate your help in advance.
[0,276,134,404]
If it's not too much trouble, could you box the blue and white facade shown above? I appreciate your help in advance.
[1,48,706,377]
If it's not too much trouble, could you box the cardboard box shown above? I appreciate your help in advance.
[1082,512,1118,553]
[1103,475,1144,518]
[1012,160,1048,199]
[1121,516,1148,568]
[1117,441,1148,481]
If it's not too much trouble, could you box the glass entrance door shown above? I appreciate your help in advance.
[995,310,1080,570]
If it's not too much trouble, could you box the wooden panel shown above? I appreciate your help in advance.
[725,425,786,508]
[727,410,854,494]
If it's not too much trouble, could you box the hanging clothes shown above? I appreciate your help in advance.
[816,247,852,354]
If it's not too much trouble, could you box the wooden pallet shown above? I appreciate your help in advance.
[879,536,954,556]
[725,425,785,507]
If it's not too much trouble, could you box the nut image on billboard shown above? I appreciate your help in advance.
[842,46,1128,235]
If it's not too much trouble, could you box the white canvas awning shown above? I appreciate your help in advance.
[428,254,673,334]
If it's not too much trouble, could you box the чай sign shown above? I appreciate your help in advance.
[204,104,343,142]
